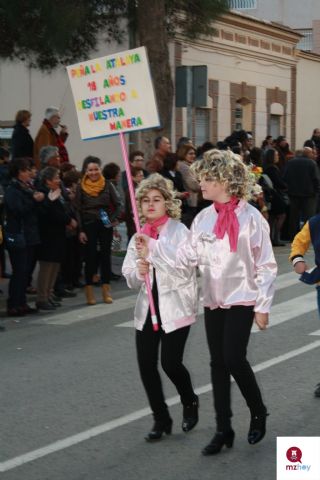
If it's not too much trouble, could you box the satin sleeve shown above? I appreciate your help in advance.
[122,235,145,289]
[251,215,277,313]
[148,223,196,282]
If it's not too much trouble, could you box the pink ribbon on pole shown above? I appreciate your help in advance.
[119,132,159,332]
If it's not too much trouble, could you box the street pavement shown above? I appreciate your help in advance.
[1,247,320,480]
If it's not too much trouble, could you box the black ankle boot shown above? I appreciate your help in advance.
[248,413,269,445]
[202,429,235,455]
[182,396,199,432]
[145,418,173,442]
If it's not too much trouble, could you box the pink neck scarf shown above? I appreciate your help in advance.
[213,197,239,252]
[141,215,169,239]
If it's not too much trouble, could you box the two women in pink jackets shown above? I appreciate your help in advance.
[124,150,277,455]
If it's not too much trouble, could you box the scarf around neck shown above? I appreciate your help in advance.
[81,174,106,197]
[213,197,239,252]
[141,215,169,239]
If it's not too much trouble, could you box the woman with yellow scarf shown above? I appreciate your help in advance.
[75,156,121,305]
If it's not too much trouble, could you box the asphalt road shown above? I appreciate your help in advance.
[1,247,319,480]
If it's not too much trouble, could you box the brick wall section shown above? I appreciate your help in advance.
[209,79,219,143]
[230,82,256,137]
[291,65,297,150]
[312,20,320,55]
[174,41,183,143]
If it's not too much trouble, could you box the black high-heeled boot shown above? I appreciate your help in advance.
[145,417,173,442]
[182,396,199,432]
[248,413,269,445]
[202,429,235,455]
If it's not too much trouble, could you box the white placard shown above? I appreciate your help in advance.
[66,46,160,140]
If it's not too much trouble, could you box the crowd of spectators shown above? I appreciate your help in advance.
[1,106,320,331]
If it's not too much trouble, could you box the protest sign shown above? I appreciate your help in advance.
[67,46,160,140]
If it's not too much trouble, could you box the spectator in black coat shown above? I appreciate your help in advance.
[283,147,320,239]
[4,158,44,316]
[36,167,74,310]
[11,110,34,159]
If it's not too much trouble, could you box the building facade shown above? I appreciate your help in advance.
[172,11,302,149]
[229,0,320,54]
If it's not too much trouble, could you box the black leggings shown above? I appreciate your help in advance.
[83,220,113,285]
[136,312,196,421]
[204,306,266,431]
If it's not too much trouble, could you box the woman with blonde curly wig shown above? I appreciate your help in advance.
[122,173,199,442]
[136,152,277,455]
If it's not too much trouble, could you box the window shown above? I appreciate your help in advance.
[296,29,313,51]
[234,98,252,131]
[229,0,257,10]
[235,103,243,131]
[195,109,210,146]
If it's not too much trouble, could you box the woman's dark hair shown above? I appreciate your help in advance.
[176,143,196,161]
[163,153,178,171]
[102,162,121,180]
[303,139,315,149]
[81,155,101,175]
[40,166,59,185]
[249,147,263,167]
[263,148,277,168]
[15,109,31,124]
[8,157,31,178]
[63,170,81,187]
[131,166,144,177]
[129,150,144,163]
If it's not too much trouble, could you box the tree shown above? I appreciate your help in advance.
[0,0,229,150]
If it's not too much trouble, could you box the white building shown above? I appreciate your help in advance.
[229,0,320,53]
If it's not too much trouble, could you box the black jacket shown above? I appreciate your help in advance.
[283,156,320,197]
[37,186,72,262]
[11,123,34,159]
[4,179,40,246]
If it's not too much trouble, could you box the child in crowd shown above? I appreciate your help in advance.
[289,214,320,397]
[136,150,277,454]
[122,174,199,441]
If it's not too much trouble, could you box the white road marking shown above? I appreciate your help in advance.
[31,295,137,326]
[309,329,320,336]
[1,339,320,473]
[117,290,317,329]
[274,271,303,290]
[29,272,309,327]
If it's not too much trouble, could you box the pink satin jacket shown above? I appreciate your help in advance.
[148,200,277,313]
[122,219,198,333]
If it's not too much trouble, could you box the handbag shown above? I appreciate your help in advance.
[5,231,26,250]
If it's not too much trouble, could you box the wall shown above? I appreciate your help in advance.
[296,53,320,148]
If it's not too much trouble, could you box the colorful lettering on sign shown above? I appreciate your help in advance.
[109,117,143,130]
[77,93,127,110]
[71,63,102,78]
[131,89,138,99]
[103,75,126,88]
[88,108,125,121]
[106,53,141,69]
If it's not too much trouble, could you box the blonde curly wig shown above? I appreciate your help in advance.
[135,173,182,222]
[191,149,251,200]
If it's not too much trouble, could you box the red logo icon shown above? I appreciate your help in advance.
[286,447,302,463]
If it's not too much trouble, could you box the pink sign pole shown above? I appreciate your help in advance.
[119,132,159,332]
